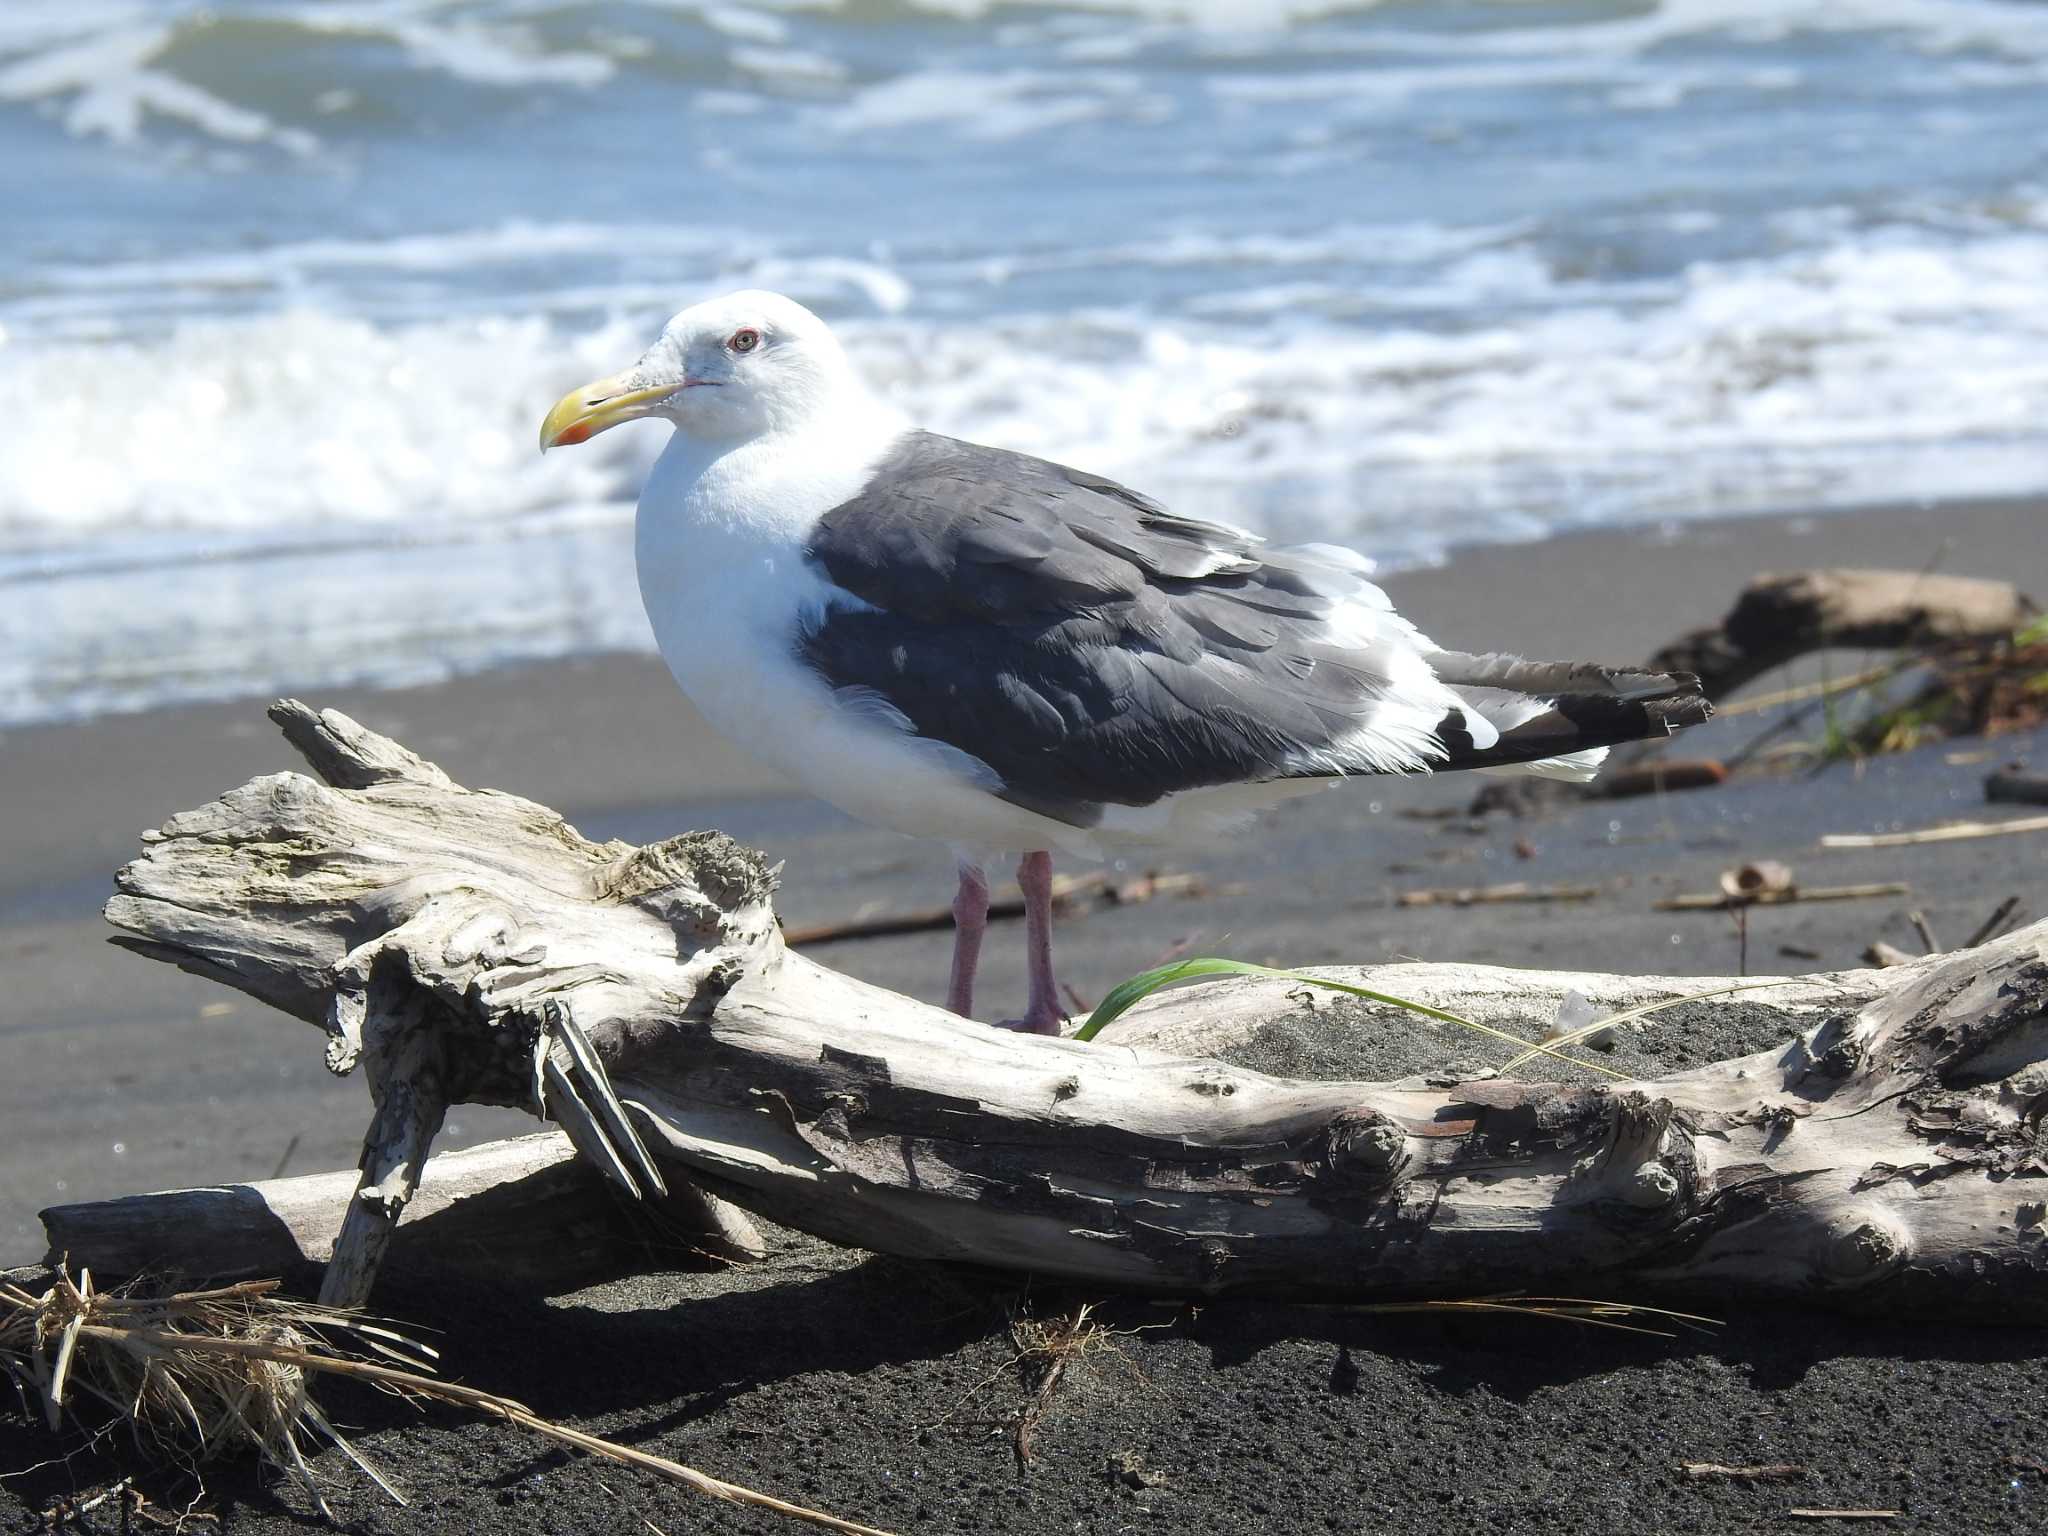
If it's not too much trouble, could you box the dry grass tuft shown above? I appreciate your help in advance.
[2,1268,418,1518]
[3,1264,896,1536]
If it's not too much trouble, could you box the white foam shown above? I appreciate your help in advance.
[10,0,2048,163]
[0,21,317,153]
[826,67,1168,140]
[729,44,848,83]
[0,309,655,537]
[5,216,2046,554]
[0,0,616,153]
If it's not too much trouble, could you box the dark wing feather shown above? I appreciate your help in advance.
[1422,650,1713,772]
[798,432,1410,825]
[796,432,1711,827]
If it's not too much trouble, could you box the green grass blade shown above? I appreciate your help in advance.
[1071,956,1627,1080]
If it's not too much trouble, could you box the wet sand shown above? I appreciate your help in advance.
[3,496,2044,1532]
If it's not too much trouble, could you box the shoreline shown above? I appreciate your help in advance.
[3,492,2037,919]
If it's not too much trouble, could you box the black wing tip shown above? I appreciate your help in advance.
[1644,672,1714,732]
[1431,666,1712,774]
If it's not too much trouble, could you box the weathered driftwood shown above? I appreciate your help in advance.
[1646,567,2037,705]
[80,703,2048,1319]
[40,1133,760,1293]
[1474,567,2038,814]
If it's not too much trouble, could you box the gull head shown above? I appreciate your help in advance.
[539,289,860,450]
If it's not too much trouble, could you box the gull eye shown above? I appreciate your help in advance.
[728,327,761,354]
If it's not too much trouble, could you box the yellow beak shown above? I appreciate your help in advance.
[537,370,679,450]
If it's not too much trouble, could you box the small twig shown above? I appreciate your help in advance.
[1340,1294,1722,1340]
[1395,882,1600,908]
[1715,663,1906,719]
[1655,882,1908,912]
[1820,813,2048,849]
[1006,1301,1102,1471]
[1680,1462,1806,1483]
[38,1476,132,1526]
[1907,910,1941,954]
[1963,895,2025,950]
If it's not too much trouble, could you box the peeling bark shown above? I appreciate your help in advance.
[74,702,2048,1320]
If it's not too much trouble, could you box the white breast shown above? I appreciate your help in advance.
[633,412,1104,861]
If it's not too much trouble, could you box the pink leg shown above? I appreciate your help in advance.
[998,850,1066,1036]
[947,861,990,1019]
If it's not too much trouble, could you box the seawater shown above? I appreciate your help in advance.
[4,0,2046,725]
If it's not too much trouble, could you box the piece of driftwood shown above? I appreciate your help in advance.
[1653,881,1909,913]
[1820,813,2048,849]
[40,1132,761,1292]
[1646,568,2037,705]
[1907,910,1940,954]
[1393,882,1600,908]
[77,703,2048,1320]
[1594,759,1729,799]
[1986,770,2048,807]
[1473,569,2038,815]
[1965,896,2027,950]
[1680,1463,1807,1484]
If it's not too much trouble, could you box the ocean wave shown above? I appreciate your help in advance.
[5,215,2043,548]
[8,0,2048,158]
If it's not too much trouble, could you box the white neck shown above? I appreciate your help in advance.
[647,382,908,547]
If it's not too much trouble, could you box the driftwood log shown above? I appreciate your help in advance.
[61,703,2048,1320]
[38,1133,741,1294]
[1645,566,2037,705]
[1473,566,2037,811]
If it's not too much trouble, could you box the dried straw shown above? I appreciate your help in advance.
[4,1266,893,1535]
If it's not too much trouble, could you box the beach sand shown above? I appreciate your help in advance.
[3,496,2044,1532]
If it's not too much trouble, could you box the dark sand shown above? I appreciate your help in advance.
[3,497,2045,1532]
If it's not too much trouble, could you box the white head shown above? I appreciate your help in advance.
[539,289,865,450]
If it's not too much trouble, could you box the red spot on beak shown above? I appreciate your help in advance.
[554,422,594,447]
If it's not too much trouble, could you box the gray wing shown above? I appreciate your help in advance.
[797,432,1711,827]
[795,431,1451,826]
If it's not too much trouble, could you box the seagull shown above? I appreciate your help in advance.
[540,290,1709,1035]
